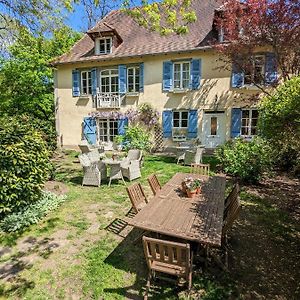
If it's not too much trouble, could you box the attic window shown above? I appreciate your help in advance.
[96,37,112,55]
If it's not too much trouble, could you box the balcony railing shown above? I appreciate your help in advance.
[95,93,121,108]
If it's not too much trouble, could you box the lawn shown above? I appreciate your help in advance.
[0,151,299,299]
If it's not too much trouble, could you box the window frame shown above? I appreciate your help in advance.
[97,118,118,142]
[244,54,266,86]
[96,37,113,55]
[80,70,92,95]
[127,66,140,93]
[173,61,190,90]
[100,68,119,94]
[172,110,189,129]
[240,109,259,137]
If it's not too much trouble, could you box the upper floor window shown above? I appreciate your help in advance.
[241,109,258,136]
[100,69,118,93]
[244,55,265,85]
[173,111,188,128]
[173,61,190,89]
[96,37,112,55]
[81,70,92,95]
[127,66,140,93]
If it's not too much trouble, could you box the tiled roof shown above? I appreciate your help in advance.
[53,0,221,65]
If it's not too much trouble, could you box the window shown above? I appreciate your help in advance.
[81,71,92,95]
[100,69,119,93]
[173,111,188,128]
[173,62,190,89]
[98,119,118,142]
[241,109,259,136]
[97,37,112,54]
[244,55,265,85]
[127,66,140,93]
[210,117,217,135]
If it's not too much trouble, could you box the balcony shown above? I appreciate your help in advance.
[95,93,121,109]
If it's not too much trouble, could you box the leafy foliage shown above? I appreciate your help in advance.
[216,137,273,183]
[0,191,66,232]
[123,0,197,35]
[0,116,51,217]
[115,125,152,152]
[259,76,300,174]
[0,27,81,151]
[215,0,300,85]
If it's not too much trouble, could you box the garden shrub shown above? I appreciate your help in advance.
[259,76,300,175]
[0,191,66,232]
[216,137,273,183]
[0,115,51,217]
[115,125,152,152]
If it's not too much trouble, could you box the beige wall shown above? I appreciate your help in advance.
[55,50,260,147]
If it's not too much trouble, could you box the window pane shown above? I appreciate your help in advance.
[173,120,180,127]
[252,110,259,118]
[182,63,189,72]
[181,119,188,128]
[128,68,134,76]
[102,70,109,76]
[241,127,248,136]
[173,112,180,119]
[242,110,249,118]
[106,38,112,53]
[181,111,188,120]
[99,40,105,53]
[211,117,217,135]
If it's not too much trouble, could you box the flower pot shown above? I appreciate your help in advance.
[187,189,198,198]
[196,187,202,194]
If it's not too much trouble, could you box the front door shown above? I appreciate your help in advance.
[202,112,226,148]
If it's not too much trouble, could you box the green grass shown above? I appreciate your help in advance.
[0,151,299,299]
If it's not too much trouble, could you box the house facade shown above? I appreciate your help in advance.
[53,0,277,150]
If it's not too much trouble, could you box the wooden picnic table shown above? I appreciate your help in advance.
[127,172,226,247]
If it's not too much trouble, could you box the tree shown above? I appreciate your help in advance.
[0,26,81,149]
[123,0,197,35]
[215,0,300,88]
[259,76,300,174]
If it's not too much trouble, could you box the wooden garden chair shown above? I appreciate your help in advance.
[190,163,210,176]
[147,174,162,196]
[142,236,193,298]
[126,183,148,213]
[224,183,240,219]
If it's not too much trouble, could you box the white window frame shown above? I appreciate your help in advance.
[127,66,140,93]
[173,111,189,128]
[244,55,265,86]
[80,70,92,95]
[241,109,259,137]
[95,37,112,55]
[100,68,119,94]
[97,118,118,142]
[173,61,190,90]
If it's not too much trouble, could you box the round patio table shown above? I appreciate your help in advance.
[103,158,126,187]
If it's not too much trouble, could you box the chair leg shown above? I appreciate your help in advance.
[144,271,152,300]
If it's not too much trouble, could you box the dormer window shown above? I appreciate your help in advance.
[95,37,112,55]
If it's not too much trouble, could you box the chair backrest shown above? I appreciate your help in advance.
[184,150,196,165]
[147,174,161,196]
[78,144,91,154]
[223,193,241,236]
[78,153,91,167]
[126,183,148,213]
[143,236,191,271]
[190,163,210,175]
[87,149,100,163]
[194,147,205,164]
[127,149,142,161]
[224,183,240,217]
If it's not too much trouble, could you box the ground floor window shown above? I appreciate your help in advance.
[241,109,259,136]
[98,119,118,142]
[172,110,188,139]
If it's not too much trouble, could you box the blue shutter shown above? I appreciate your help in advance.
[187,110,198,138]
[162,110,172,138]
[83,117,97,145]
[139,63,144,92]
[231,62,244,88]
[118,117,128,135]
[231,108,242,138]
[190,59,201,90]
[72,70,80,97]
[162,61,173,92]
[265,53,277,85]
[91,68,98,96]
[118,65,127,94]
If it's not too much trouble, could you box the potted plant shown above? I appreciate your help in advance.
[182,178,202,198]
